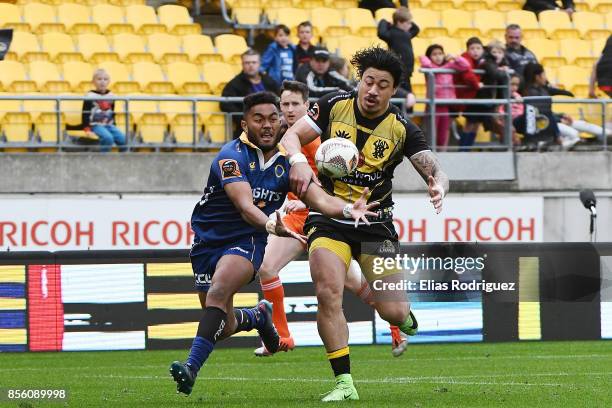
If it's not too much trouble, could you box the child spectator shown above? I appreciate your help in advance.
[495,73,523,146]
[454,37,484,147]
[261,24,297,86]
[295,21,315,67]
[420,44,470,150]
[82,69,126,152]
[377,7,418,111]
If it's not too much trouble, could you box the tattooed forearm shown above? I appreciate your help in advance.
[409,151,450,195]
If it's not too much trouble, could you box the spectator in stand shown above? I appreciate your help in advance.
[82,69,126,152]
[589,35,612,98]
[420,44,470,150]
[295,47,354,97]
[454,37,484,147]
[523,0,575,16]
[261,24,297,86]
[295,21,316,68]
[221,49,280,138]
[462,40,511,149]
[329,56,354,84]
[504,24,538,78]
[377,7,418,112]
[359,0,408,15]
[494,73,524,146]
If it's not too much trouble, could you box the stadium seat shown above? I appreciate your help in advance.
[157,5,201,35]
[344,8,377,37]
[0,61,36,93]
[300,0,326,9]
[147,33,188,64]
[588,0,612,13]
[489,0,521,11]
[57,4,99,35]
[76,34,119,63]
[266,0,293,7]
[132,61,175,94]
[6,31,48,63]
[559,39,596,69]
[266,8,310,33]
[23,94,63,145]
[127,94,166,145]
[1,112,32,143]
[97,61,140,94]
[165,62,209,94]
[412,37,429,62]
[440,9,478,38]
[112,33,154,63]
[324,0,358,8]
[92,4,133,35]
[0,94,23,123]
[328,35,384,60]
[214,34,248,64]
[455,0,488,11]
[429,36,462,56]
[524,38,565,68]
[374,8,395,23]
[28,60,71,93]
[160,98,201,144]
[572,12,608,40]
[23,3,64,34]
[125,5,166,35]
[473,10,506,39]
[424,0,454,11]
[201,62,236,95]
[592,36,608,55]
[0,3,30,32]
[197,97,227,144]
[411,70,426,98]
[505,10,546,39]
[62,61,95,92]
[125,93,158,123]
[41,32,83,63]
[182,34,222,64]
[556,65,591,96]
[538,10,579,40]
[233,8,263,25]
[410,9,445,38]
[311,8,350,38]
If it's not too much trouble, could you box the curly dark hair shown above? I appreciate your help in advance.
[350,47,404,88]
[243,91,278,115]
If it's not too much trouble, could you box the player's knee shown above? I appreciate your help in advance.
[257,263,276,281]
[377,304,409,326]
[206,283,232,306]
[315,283,343,310]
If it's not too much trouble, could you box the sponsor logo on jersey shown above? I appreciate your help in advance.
[219,159,242,179]
[195,273,212,285]
[372,139,390,159]
[252,187,283,202]
[229,246,250,255]
[249,161,256,170]
[308,102,320,121]
[335,129,350,139]
[274,164,285,178]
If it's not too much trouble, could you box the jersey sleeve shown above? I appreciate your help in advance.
[305,91,343,136]
[402,119,431,158]
[213,147,249,187]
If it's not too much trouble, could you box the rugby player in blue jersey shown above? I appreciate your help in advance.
[170,92,378,396]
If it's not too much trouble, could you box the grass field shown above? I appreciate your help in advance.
[0,341,610,407]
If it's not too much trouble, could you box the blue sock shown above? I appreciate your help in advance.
[186,336,213,374]
[234,306,261,333]
[185,306,227,375]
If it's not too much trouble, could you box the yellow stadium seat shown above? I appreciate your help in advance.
[538,10,579,40]
[588,0,612,13]
[201,62,236,94]
[132,61,175,94]
[266,0,293,7]
[158,4,201,35]
[112,33,153,63]
[324,0,358,8]
[424,0,454,11]
[97,61,140,93]
[6,31,48,63]
[29,61,71,92]
[25,94,63,145]
[412,38,429,63]
[214,34,248,64]
[22,94,55,123]
[411,70,427,98]
[0,95,23,122]
[299,0,326,9]
[23,3,64,34]
[147,33,187,64]
[0,61,36,93]
[592,36,608,55]
[92,4,133,35]
[195,96,226,144]
[182,34,221,64]
[410,9,445,38]
[505,10,546,40]
[165,62,209,94]
[159,98,200,144]
[41,32,83,63]
[440,10,478,38]
[557,65,591,96]
[62,61,94,92]
[344,8,377,37]
[489,0,521,11]
[76,34,119,63]
[125,5,166,35]
[525,38,565,68]
[455,0,487,11]
[267,8,310,33]
[57,4,99,35]
[573,0,590,11]
[233,8,263,25]
[137,114,168,144]
[374,8,395,22]
[331,35,384,60]
[429,36,462,55]
[559,39,596,69]
[473,10,505,39]
[126,93,158,123]
[228,0,264,7]
[1,112,32,143]
[572,12,608,40]
[311,8,350,38]
[0,4,30,32]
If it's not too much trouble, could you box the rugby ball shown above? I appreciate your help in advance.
[315,137,359,179]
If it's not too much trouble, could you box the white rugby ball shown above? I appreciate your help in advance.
[315,137,359,179]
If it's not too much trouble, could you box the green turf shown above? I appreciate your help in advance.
[0,341,611,407]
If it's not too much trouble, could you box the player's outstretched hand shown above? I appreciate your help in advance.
[350,187,380,228]
[428,176,444,214]
[273,211,307,244]
[284,200,306,214]
[289,162,320,199]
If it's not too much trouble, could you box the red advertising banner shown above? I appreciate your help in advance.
[28,265,63,351]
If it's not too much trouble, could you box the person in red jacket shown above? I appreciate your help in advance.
[454,37,484,149]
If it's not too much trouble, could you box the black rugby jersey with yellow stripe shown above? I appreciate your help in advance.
[305,90,430,220]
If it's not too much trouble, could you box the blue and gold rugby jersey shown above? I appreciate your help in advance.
[191,133,290,245]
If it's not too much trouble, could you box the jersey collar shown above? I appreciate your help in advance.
[239,132,287,170]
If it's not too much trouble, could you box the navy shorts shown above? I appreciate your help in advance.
[190,237,265,292]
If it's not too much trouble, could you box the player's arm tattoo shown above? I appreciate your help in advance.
[409,151,450,195]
